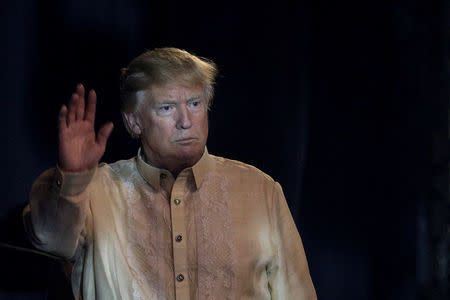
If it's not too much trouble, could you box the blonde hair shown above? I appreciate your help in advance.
[120,47,218,114]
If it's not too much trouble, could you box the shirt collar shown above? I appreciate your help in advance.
[192,147,212,189]
[136,147,212,190]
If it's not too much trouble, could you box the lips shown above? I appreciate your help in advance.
[175,137,197,143]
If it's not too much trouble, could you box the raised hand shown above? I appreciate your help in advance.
[58,84,114,172]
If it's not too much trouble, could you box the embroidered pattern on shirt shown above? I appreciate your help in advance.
[124,178,174,300]
[196,172,238,300]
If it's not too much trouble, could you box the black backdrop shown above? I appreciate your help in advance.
[0,1,448,299]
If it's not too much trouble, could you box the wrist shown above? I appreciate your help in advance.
[55,165,97,197]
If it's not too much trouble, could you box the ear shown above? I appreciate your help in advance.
[122,112,142,137]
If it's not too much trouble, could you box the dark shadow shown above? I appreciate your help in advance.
[0,206,74,299]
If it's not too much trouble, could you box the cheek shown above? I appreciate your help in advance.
[144,117,175,140]
[198,114,208,135]
[203,118,209,135]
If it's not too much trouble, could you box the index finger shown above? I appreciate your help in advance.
[85,89,97,122]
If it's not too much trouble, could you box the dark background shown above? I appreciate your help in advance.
[1,1,448,299]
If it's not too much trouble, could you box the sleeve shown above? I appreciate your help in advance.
[22,166,96,259]
[267,182,317,300]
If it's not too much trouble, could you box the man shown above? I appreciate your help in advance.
[24,48,317,299]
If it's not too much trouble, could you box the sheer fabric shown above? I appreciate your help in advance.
[24,149,316,299]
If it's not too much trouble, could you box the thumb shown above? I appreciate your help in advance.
[97,122,114,147]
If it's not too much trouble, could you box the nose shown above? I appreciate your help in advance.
[176,105,192,130]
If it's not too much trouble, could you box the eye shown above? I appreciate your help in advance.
[188,99,202,111]
[157,105,175,116]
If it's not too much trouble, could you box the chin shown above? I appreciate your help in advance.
[175,145,204,163]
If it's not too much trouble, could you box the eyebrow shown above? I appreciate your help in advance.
[153,94,202,105]
[187,95,202,101]
[154,100,178,105]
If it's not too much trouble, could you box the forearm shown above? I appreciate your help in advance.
[24,167,95,258]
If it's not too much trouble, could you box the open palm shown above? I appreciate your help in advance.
[58,84,114,172]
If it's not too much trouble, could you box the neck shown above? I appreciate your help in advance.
[141,147,202,178]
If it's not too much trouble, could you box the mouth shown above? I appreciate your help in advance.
[174,137,198,144]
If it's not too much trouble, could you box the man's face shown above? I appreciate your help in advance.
[136,82,209,173]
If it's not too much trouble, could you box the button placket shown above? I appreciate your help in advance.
[170,173,190,296]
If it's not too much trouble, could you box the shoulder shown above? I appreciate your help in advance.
[96,157,139,180]
[209,154,277,186]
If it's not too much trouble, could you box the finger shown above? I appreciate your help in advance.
[96,122,114,147]
[68,93,78,126]
[76,83,85,99]
[58,104,68,129]
[75,84,85,121]
[85,90,97,122]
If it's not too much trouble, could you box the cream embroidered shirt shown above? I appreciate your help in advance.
[24,149,316,300]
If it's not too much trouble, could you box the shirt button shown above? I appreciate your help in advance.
[56,179,62,187]
[174,198,181,205]
[160,173,167,179]
[175,235,183,242]
[176,274,184,282]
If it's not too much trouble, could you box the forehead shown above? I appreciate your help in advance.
[150,82,204,102]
